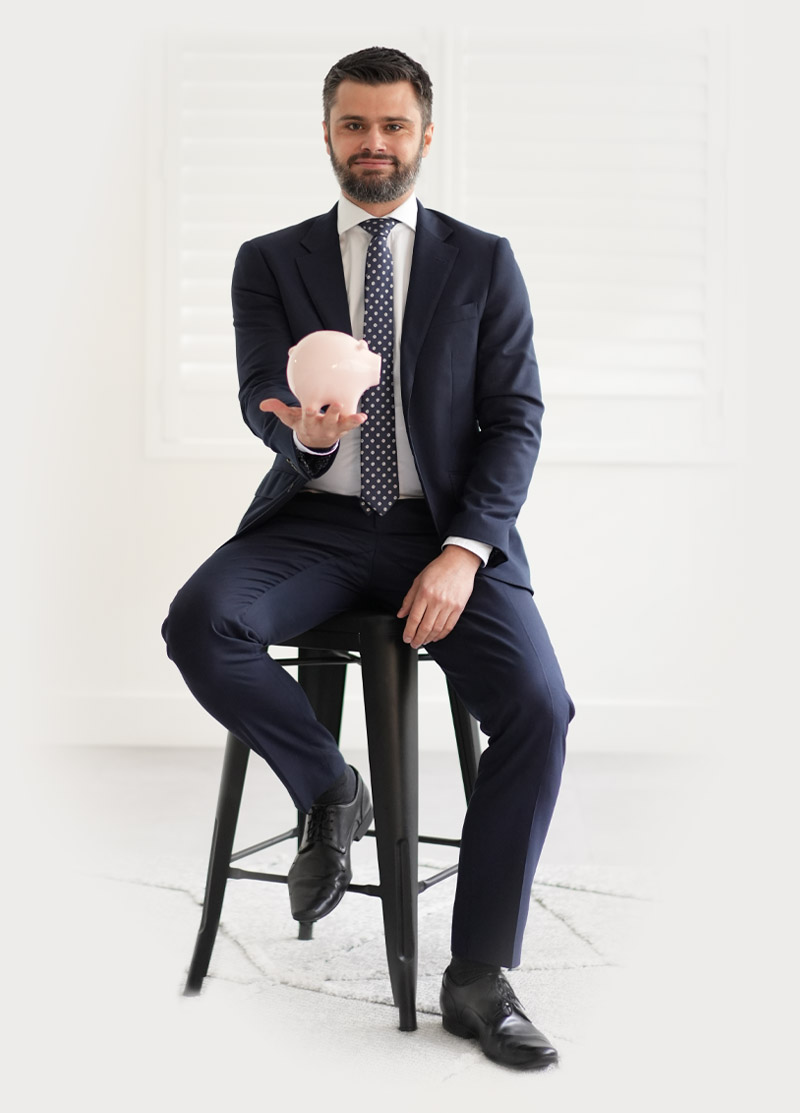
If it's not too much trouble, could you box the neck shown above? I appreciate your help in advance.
[344,189,414,217]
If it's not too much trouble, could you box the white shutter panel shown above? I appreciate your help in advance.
[447,28,735,462]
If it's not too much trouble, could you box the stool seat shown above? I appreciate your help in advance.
[182,607,482,1031]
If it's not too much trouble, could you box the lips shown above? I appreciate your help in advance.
[350,156,397,168]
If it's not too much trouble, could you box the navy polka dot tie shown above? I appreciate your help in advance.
[359,218,399,515]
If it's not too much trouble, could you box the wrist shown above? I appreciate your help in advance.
[293,431,339,455]
[443,536,490,568]
[442,544,482,573]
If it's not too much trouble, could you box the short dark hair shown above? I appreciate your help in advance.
[322,46,433,130]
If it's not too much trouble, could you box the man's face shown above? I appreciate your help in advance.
[323,79,434,208]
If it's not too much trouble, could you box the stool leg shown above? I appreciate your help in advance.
[446,680,482,801]
[294,650,348,941]
[184,733,249,995]
[361,627,418,1032]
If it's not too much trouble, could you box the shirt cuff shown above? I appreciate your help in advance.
[293,431,340,455]
[443,536,493,567]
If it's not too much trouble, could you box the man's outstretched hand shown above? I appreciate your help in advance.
[398,545,482,649]
[259,398,366,450]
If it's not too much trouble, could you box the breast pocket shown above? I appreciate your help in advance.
[431,302,479,327]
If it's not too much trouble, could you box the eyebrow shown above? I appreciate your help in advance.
[336,114,415,124]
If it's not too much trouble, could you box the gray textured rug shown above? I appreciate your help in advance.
[161,836,657,1019]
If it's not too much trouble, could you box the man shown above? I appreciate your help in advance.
[163,46,573,1070]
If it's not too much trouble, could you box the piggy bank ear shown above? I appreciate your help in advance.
[355,339,368,350]
[288,345,297,357]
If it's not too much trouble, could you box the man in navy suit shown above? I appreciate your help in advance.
[164,46,573,1069]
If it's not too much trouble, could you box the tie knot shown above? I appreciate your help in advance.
[360,218,397,240]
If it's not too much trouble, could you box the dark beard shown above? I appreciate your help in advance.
[329,145,424,204]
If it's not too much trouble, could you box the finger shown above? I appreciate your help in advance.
[423,612,451,644]
[259,398,297,416]
[436,606,463,640]
[423,595,468,643]
[403,619,425,648]
[402,606,425,645]
[260,400,306,431]
[321,408,367,432]
[397,578,419,620]
[405,602,441,648]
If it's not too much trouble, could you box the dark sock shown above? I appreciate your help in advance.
[447,954,502,985]
[312,765,357,807]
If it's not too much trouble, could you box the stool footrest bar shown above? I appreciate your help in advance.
[346,882,382,897]
[226,866,459,895]
[230,828,299,862]
[274,653,361,667]
[363,829,461,849]
[418,864,459,892]
[229,867,290,883]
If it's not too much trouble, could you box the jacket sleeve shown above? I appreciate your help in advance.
[443,236,543,567]
[231,238,338,478]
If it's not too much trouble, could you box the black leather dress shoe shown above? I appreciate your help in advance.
[440,969,558,1070]
[287,769,373,923]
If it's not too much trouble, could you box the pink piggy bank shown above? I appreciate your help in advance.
[286,330,381,413]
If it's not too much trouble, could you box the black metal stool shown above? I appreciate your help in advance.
[183,608,482,1031]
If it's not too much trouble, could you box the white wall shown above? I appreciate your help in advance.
[6,0,789,763]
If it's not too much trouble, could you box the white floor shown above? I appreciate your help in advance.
[4,743,790,1112]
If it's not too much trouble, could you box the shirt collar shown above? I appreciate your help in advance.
[337,193,419,235]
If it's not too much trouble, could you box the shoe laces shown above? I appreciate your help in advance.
[490,974,525,1019]
[304,805,336,848]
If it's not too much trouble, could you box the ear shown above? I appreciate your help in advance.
[322,119,331,155]
[421,122,434,159]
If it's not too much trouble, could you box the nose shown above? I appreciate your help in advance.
[360,125,386,151]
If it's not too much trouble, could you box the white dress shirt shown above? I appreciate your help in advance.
[297,194,491,567]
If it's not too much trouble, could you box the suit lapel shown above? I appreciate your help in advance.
[401,203,459,398]
[297,206,353,333]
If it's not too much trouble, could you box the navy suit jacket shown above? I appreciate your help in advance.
[231,201,543,591]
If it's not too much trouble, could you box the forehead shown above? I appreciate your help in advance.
[329,79,422,124]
